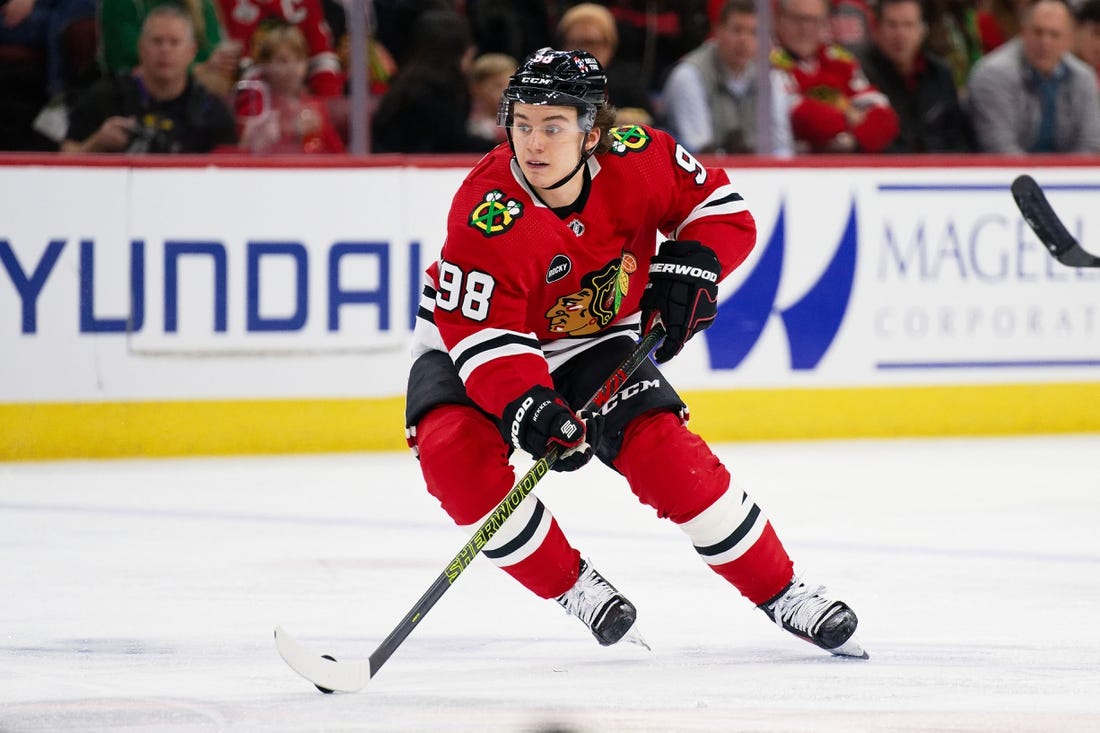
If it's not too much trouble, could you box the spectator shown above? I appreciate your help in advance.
[0,0,98,147]
[467,52,516,146]
[235,22,344,153]
[598,0,711,94]
[968,0,1100,152]
[99,0,240,99]
[859,0,973,151]
[925,0,985,92]
[371,10,493,153]
[1074,0,1100,85]
[215,0,343,97]
[830,0,875,55]
[557,2,653,123]
[372,0,450,67]
[466,0,553,64]
[62,5,237,153]
[662,0,794,155]
[977,0,1027,52]
[772,0,901,153]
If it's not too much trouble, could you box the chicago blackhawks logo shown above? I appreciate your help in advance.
[469,190,523,237]
[544,258,631,336]
[609,125,651,156]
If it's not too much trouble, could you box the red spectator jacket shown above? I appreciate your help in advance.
[772,44,899,153]
[218,0,344,97]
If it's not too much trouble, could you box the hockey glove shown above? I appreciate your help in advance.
[500,385,601,472]
[640,239,721,363]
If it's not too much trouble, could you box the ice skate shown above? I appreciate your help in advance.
[556,559,649,649]
[759,576,868,659]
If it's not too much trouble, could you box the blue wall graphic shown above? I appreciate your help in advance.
[705,198,858,371]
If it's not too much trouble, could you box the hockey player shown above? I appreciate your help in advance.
[405,47,867,659]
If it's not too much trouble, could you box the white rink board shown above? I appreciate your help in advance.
[1,162,1098,403]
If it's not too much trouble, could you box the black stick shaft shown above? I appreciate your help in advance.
[367,324,667,676]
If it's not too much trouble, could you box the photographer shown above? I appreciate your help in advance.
[61,4,236,154]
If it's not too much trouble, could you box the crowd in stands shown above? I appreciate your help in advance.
[1,0,1098,155]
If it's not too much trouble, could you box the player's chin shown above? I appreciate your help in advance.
[520,162,554,184]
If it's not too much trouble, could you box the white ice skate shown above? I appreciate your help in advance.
[556,558,649,649]
[759,576,868,659]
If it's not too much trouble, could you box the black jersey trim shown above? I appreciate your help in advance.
[452,332,543,372]
[702,191,744,208]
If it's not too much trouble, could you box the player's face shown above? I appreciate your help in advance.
[510,103,599,193]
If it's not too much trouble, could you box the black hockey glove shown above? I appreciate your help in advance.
[640,239,721,363]
[500,385,601,472]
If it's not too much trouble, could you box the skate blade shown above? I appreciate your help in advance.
[622,625,651,651]
[828,635,869,659]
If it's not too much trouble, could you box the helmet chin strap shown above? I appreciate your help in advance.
[542,139,597,190]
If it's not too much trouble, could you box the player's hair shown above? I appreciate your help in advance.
[592,105,618,154]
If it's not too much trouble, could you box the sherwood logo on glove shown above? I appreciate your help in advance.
[649,262,719,282]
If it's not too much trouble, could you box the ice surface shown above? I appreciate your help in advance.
[2,435,1099,732]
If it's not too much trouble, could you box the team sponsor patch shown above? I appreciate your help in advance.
[609,125,651,156]
[545,254,572,283]
[469,189,523,237]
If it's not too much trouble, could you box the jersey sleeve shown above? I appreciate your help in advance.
[298,0,344,97]
[649,128,757,279]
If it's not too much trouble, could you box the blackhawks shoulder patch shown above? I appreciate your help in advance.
[469,189,523,237]
[609,125,651,156]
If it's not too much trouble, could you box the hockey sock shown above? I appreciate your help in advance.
[614,410,793,605]
[416,405,581,599]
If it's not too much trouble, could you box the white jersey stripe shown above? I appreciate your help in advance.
[452,327,543,382]
[673,184,750,238]
[460,497,553,567]
[676,486,770,566]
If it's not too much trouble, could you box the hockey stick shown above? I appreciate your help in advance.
[275,322,667,694]
[1011,174,1100,268]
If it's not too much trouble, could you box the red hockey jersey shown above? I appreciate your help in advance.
[772,44,899,153]
[218,0,344,97]
[416,125,756,417]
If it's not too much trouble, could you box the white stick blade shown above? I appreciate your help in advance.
[274,626,372,693]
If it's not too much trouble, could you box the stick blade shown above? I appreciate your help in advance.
[274,626,372,693]
[1011,174,1080,261]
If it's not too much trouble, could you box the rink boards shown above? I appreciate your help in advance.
[2,154,1098,459]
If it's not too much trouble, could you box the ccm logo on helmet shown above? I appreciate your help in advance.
[520,76,552,85]
[649,263,719,282]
